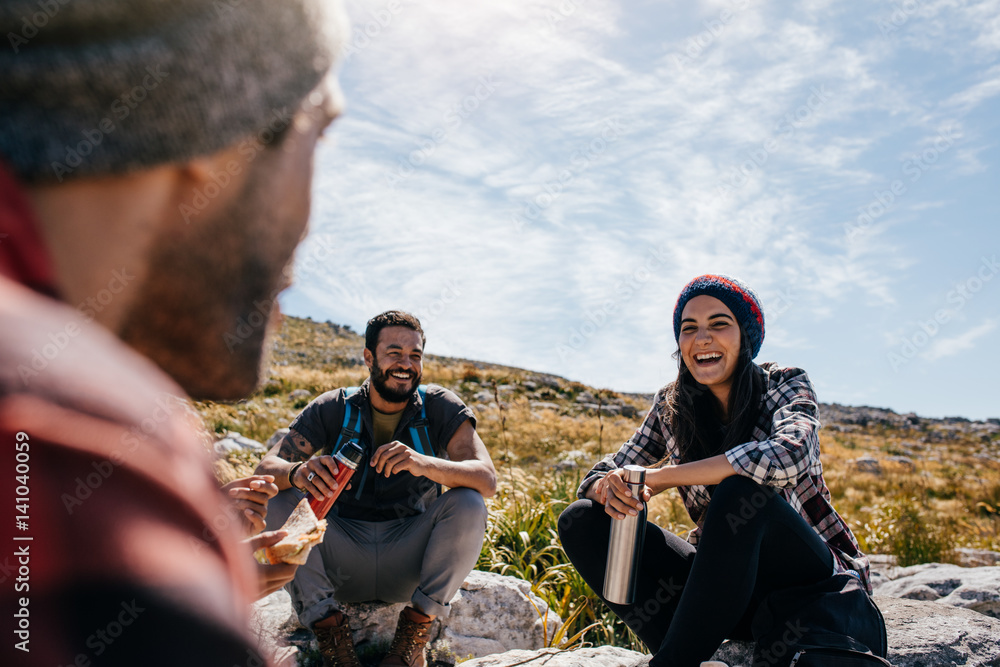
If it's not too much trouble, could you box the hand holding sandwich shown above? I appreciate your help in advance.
[247,530,299,599]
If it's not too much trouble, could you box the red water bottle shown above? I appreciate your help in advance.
[309,440,365,520]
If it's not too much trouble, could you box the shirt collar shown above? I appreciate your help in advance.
[0,160,58,297]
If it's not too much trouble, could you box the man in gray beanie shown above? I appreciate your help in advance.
[0,1,344,665]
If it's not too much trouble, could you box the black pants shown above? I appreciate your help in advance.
[558,475,834,667]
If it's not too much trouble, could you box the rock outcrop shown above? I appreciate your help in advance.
[451,596,1000,667]
[213,432,266,456]
[873,562,1000,618]
[251,571,563,666]
[462,646,648,666]
[879,597,1000,667]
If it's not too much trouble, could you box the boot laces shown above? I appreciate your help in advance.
[317,622,360,667]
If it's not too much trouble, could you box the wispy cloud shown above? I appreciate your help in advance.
[922,319,998,361]
[284,0,1000,418]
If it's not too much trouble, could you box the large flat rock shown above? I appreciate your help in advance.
[462,646,648,667]
[251,570,563,666]
[454,597,1000,667]
[875,563,1000,618]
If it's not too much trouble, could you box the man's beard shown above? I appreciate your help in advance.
[370,359,420,404]
[118,161,298,401]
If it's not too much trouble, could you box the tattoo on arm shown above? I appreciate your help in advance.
[277,431,315,463]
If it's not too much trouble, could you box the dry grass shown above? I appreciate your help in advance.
[198,316,1000,650]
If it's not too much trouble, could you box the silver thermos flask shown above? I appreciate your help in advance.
[603,465,647,605]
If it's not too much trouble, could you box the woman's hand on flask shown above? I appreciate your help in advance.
[591,469,651,520]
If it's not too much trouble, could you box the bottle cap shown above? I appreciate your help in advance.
[622,465,645,484]
[335,441,364,469]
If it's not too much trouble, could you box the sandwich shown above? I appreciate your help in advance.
[263,498,327,565]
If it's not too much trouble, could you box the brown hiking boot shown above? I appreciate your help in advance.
[379,606,434,667]
[314,612,361,667]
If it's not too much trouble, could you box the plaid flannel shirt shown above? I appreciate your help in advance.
[578,363,872,593]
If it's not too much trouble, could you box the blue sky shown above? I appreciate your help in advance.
[281,0,1000,421]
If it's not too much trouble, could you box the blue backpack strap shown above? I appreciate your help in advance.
[335,387,361,450]
[408,385,433,457]
[329,387,367,502]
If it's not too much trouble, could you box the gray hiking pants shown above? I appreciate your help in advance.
[265,486,488,629]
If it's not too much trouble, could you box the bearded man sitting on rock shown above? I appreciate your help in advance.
[256,310,496,667]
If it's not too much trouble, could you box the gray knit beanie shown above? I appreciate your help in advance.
[0,0,345,183]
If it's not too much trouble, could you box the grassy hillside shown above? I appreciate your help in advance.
[198,316,1000,652]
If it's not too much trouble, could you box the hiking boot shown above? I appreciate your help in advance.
[314,612,361,667]
[379,606,434,667]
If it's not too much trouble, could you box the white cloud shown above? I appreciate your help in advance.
[922,319,998,361]
[286,0,999,419]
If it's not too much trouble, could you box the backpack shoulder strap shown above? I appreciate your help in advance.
[408,385,434,457]
[336,387,362,449]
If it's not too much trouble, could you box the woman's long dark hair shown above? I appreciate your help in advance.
[664,326,766,464]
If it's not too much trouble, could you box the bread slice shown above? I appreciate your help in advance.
[264,498,327,565]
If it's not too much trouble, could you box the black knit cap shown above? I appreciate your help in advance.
[672,274,766,359]
[0,0,345,183]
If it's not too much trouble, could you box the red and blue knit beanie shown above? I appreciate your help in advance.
[672,274,765,359]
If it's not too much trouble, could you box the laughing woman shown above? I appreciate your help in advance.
[558,274,872,666]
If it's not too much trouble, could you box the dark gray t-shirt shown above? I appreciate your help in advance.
[289,381,475,521]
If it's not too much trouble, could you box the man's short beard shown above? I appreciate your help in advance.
[370,359,420,404]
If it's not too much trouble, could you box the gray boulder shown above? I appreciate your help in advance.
[956,548,1000,568]
[435,570,562,659]
[849,455,881,474]
[213,432,266,456]
[455,597,1000,667]
[250,571,563,666]
[250,589,302,667]
[265,428,290,451]
[554,450,590,471]
[462,646,647,666]
[879,596,1000,667]
[874,563,1000,618]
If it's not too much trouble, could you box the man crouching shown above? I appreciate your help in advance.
[255,310,496,667]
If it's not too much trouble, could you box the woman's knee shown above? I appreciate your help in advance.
[558,499,608,545]
[704,475,783,533]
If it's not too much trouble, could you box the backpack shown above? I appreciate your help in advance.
[751,573,890,667]
[333,385,435,501]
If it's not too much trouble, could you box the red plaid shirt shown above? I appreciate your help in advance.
[579,363,871,593]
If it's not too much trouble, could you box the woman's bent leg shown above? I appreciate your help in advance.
[652,475,834,667]
[558,498,696,651]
